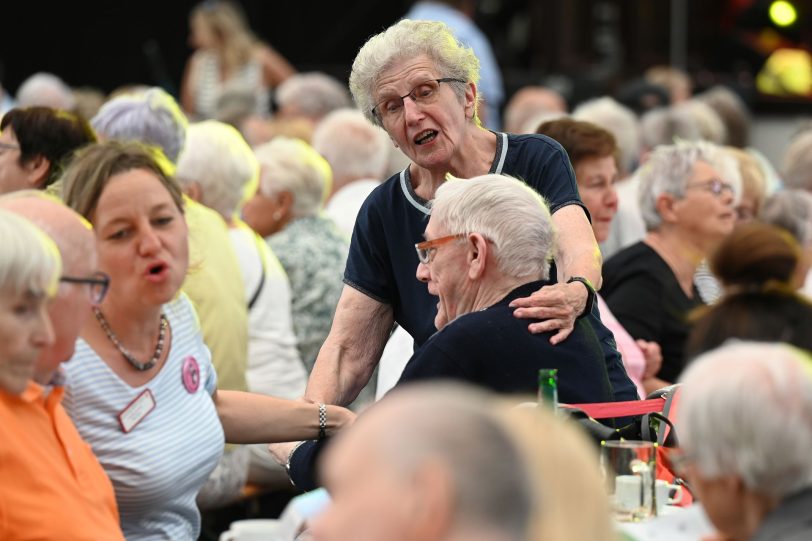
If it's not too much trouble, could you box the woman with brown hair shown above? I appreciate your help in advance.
[60,140,352,540]
[685,222,812,360]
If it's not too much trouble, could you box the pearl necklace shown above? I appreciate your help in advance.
[94,308,168,371]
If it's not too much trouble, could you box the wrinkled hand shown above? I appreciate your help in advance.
[268,440,302,467]
[509,282,587,344]
[637,339,663,379]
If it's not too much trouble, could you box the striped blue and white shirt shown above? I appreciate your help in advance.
[64,294,225,540]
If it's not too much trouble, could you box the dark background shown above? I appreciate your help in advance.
[1,0,809,110]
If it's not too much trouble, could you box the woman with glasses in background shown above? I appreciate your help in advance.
[602,140,740,385]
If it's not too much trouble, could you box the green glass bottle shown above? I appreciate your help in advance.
[538,368,559,410]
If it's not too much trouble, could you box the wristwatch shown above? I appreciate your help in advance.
[567,276,596,319]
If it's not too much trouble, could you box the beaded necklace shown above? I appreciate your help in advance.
[94,308,168,371]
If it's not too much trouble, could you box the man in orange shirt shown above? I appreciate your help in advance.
[0,192,124,540]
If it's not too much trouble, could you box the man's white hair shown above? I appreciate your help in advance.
[679,341,812,501]
[275,72,352,120]
[253,137,332,219]
[16,72,75,111]
[637,140,741,231]
[311,108,390,182]
[573,96,640,175]
[176,120,258,219]
[432,174,555,281]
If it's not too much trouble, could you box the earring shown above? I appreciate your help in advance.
[272,210,282,221]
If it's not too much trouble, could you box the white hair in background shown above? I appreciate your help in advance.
[637,140,741,231]
[782,130,812,191]
[639,106,701,150]
[432,174,555,281]
[760,189,812,248]
[349,19,480,127]
[0,208,61,298]
[253,136,332,219]
[176,120,258,219]
[275,72,352,119]
[573,96,640,175]
[91,87,188,164]
[675,100,727,145]
[679,341,812,501]
[16,72,76,111]
[311,108,390,182]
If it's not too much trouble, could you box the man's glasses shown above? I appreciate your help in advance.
[0,142,20,152]
[60,271,110,305]
[372,78,466,124]
[414,233,466,264]
[685,178,734,197]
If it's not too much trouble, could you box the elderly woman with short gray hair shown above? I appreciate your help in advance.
[303,18,635,409]
[242,136,347,371]
[602,141,740,384]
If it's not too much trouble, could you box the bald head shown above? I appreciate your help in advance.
[0,191,98,382]
[314,384,533,541]
[504,86,568,134]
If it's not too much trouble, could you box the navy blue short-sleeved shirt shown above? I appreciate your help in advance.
[344,132,587,346]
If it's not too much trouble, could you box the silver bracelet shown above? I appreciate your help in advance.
[318,403,327,439]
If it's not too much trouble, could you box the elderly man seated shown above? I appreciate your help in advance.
[279,174,631,491]
[678,341,812,541]
[397,174,623,404]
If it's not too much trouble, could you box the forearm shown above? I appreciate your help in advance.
[304,287,394,406]
[553,205,603,288]
[215,390,350,444]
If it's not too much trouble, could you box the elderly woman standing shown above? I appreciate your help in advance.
[242,137,348,372]
[602,141,739,384]
[304,19,628,407]
[60,141,353,540]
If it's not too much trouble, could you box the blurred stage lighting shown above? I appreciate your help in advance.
[769,1,798,27]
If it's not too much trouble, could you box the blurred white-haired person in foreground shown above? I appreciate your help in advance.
[677,342,812,541]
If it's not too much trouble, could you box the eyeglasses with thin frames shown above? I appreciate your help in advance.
[685,178,734,197]
[372,78,466,124]
[414,233,466,264]
[0,142,20,152]
[60,271,111,306]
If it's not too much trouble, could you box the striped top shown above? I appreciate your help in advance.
[64,294,225,541]
[193,51,268,119]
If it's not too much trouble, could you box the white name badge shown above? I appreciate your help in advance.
[117,389,156,433]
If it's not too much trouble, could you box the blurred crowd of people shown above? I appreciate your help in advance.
[1,1,812,541]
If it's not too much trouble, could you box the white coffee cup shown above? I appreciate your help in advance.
[219,519,285,541]
[614,474,644,512]
[655,479,684,515]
